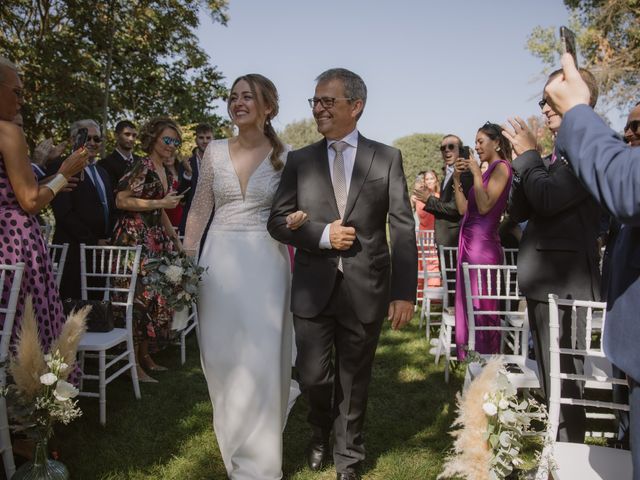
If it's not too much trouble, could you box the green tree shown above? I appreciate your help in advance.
[279,118,322,150]
[527,0,640,110]
[0,1,230,147]
[392,133,446,187]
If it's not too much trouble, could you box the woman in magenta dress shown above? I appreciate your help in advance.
[452,122,512,359]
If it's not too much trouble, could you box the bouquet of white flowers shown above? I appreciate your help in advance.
[439,358,552,480]
[141,251,207,312]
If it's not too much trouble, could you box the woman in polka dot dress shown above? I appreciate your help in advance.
[0,57,88,352]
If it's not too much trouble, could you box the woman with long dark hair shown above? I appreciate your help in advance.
[453,122,513,359]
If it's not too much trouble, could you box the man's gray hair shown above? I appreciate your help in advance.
[70,119,101,138]
[0,56,18,83]
[315,68,367,118]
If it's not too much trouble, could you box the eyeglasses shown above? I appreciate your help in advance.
[624,120,640,134]
[439,143,458,152]
[0,82,24,99]
[538,97,548,109]
[482,121,502,133]
[86,135,102,143]
[307,97,353,109]
[161,136,181,147]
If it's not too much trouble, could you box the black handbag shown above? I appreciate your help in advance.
[63,298,115,333]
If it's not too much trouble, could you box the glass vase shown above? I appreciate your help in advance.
[12,437,69,480]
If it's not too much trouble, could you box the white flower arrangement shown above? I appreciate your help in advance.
[2,297,87,440]
[439,358,552,480]
[142,251,206,311]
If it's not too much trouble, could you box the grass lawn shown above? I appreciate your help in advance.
[42,316,464,479]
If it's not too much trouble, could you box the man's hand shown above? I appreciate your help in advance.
[388,300,413,330]
[501,117,537,156]
[97,239,109,246]
[329,219,356,251]
[62,176,80,192]
[544,53,590,115]
[412,185,431,203]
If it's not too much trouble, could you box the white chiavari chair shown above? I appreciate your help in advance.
[536,294,632,479]
[47,243,69,288]
[462,263,539,391]
[77,244,142,425]
[0,263,25,479]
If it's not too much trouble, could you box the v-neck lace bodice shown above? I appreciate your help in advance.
[184,140,288,246]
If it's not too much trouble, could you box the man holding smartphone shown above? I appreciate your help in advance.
[413,134,473,247]
[49,119,114,300]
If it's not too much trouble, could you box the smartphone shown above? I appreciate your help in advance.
[178,186,191,196]
[73,127,88,151]
[460,146,470,160]
[559,26,578,68]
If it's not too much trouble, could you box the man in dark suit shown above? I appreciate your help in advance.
[503,67,601,442]
[100,119,140,190]
[413,134,472,247]
[544,53,640,477]
[51,119,115,300]
[179,123,213,234]
[268,68,417,480]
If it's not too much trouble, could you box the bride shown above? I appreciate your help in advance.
[183,74,305,479]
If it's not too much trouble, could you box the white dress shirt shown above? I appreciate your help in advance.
[319,128,359,249]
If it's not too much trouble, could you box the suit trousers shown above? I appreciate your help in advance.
[527,298,586,442]
[294,273,383,473]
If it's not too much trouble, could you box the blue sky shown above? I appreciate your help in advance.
[197,1,625,147]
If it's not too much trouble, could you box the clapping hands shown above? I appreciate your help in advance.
[501,117,537,156]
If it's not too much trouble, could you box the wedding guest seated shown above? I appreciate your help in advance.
[112,117,183,383]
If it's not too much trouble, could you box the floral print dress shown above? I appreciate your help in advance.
[112,157,176,347]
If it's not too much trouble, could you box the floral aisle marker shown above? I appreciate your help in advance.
[439,357,551,480]
[3,296,89,479]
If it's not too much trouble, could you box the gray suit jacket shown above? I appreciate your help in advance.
[555,104,640,382]
[268,134,417,323]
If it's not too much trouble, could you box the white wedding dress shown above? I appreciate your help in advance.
[184,139,293,480]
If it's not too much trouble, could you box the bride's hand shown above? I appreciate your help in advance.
[286,210,308,230]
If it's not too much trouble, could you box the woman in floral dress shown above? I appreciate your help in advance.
[112,117,183,383]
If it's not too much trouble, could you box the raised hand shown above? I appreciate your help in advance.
[57,147,89,178]
[329,219,356,251]
[501,117,537,156]
[544,53,591,115]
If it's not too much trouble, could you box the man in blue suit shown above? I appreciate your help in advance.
[545,53,640,478]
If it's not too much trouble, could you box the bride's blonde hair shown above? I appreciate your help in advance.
[228,74,284,171]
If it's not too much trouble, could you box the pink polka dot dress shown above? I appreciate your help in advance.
[0,154,66,353]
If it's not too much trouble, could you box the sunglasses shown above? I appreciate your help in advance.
[440,143,458,152]
[538,97,548,109]
[161,136,181,147]
[624,120,640,134]
[86,135,102,143]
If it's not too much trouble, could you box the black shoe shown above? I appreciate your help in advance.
[336,472,360,480]
[306,437,330,471]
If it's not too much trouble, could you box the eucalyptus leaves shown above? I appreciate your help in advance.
[141,251,206,311]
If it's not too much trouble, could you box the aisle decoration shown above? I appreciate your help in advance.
[439,357,552,480]
[141,251,206,330]
[2,296,89,479]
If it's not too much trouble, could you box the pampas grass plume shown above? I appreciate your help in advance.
[8,296,46,401]
[50,305,89,380]
[439,358,503,480]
